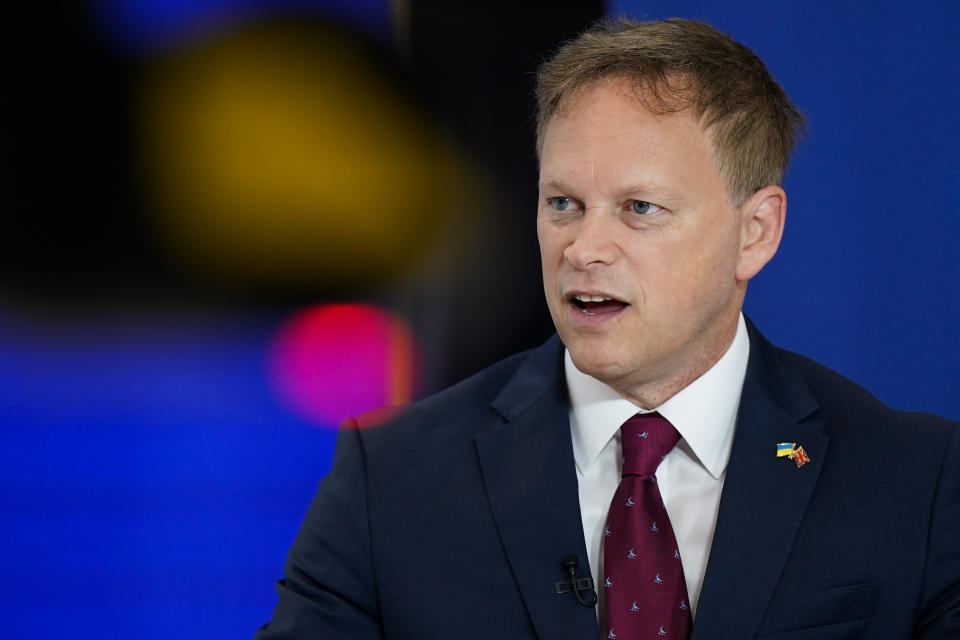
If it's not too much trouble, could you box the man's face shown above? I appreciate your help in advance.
[537,78,748,404]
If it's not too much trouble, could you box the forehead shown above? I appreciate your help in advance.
[539,79,719,199]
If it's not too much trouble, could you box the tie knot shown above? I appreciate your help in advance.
[620,412,680,477]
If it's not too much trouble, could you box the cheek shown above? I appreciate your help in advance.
[537,231,559,287]
[654,226,739,306]
[686,234,742,310]
[708,224,743,275]
[535,217,549,256]
[691,212,740,264]
[537,223,567,266]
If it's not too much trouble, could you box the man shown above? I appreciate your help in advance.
[256,19,958,639]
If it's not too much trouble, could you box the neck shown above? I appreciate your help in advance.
[612,314,741,410]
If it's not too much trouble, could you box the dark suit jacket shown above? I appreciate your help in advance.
[255,321,959,639]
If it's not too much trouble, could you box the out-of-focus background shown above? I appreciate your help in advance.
[3,1,957,637]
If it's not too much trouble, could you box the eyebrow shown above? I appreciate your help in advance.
[538,177,685,205]
[538,178,572,193]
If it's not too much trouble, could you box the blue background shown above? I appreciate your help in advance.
[2,1,957,639]
[611,0,959,418]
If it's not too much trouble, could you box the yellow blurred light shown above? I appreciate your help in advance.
[138,21,466,288]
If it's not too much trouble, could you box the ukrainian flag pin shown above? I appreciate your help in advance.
[776,442,796,457]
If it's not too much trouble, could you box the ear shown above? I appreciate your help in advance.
[736,185,786,281]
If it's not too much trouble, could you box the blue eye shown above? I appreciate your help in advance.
[549,197,572,211]
[631,200,653,214]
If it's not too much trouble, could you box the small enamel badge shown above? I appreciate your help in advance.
[776,442,796,457]
[776,442,810,468]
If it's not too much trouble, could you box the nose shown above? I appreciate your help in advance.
[563,208,618,270]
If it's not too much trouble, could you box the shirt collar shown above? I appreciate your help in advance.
[566,313,750,480]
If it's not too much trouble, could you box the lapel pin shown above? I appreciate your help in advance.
[776,442,810,468]
[776,442,796,457]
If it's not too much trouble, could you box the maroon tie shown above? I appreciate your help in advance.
[603,413,692,639]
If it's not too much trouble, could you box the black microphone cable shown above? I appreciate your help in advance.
[560,554,597,608]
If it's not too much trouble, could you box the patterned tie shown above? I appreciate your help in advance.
[603,413,692,640]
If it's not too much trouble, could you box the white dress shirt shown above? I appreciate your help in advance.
[566,313,749,630]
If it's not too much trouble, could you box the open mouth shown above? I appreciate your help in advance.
[571,294,628,316]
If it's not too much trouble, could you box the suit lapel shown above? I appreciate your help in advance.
[692,322,829,639]
[475,336,599,640]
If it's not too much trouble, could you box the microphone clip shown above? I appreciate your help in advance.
[554,554,598,608]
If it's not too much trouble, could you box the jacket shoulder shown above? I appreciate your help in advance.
[351,342,545,441]
[774,345,958,436]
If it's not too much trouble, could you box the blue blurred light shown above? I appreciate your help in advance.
[95,0,394,51]
[0,310,337,639]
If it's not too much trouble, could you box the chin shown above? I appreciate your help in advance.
[567,342,626,382]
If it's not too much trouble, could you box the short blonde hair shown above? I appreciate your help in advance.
[536,18,806,206]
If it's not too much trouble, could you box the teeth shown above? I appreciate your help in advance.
[574,294,614,302]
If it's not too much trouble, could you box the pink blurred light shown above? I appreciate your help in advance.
[268,303,419,428]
